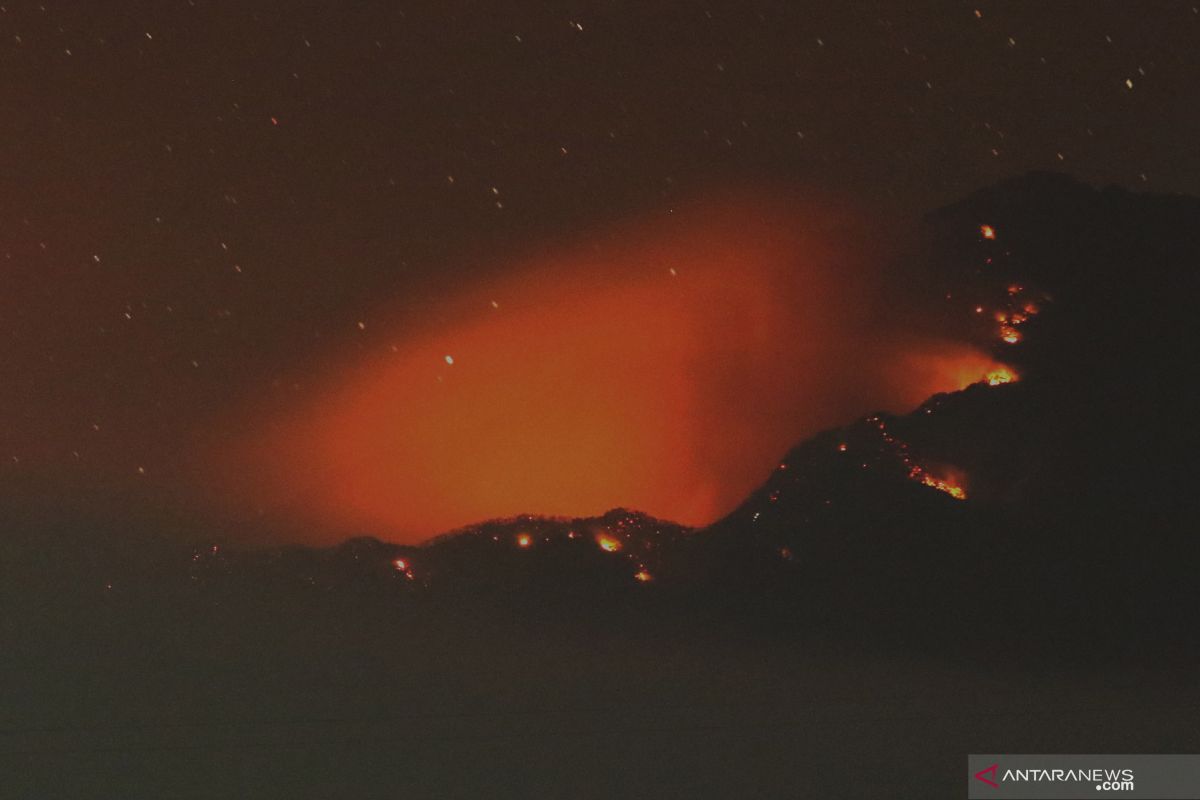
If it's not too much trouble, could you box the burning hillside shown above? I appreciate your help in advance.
[9,174,1198,646]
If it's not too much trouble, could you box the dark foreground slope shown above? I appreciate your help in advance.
[3,174,1199,799]
[693,173,1200,654]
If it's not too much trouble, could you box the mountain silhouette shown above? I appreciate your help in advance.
[142,172,1198,652]
[5,173,1200,799]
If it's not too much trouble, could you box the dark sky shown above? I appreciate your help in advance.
[3,1,1197,539]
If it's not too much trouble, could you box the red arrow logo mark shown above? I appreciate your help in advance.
[975,763,999,788]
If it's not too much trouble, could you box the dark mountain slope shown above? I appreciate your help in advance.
[690,172,1200,652]
[7,175,1198,656]
[5,175,1200,799]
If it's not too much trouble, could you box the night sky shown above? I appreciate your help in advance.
[4,2,1198,542]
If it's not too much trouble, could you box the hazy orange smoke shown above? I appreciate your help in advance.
[218,194,1004,543]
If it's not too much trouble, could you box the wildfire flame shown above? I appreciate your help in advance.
[991,284,1045,347]
[874,416,970,501]
[215,196,1033,544]
[918,473,967,500]
[596,535,622,553]
[984,367,1016,386]
[633,569,653,582]
[980,224,996,240]
[516,533,532,549]
[999,326,1022,344]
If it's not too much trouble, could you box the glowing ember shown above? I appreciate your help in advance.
[392,558,408,571]
[984,367,1016,386]
[596,535,622,553]
[837,442,848,452]
[979,224,996,240]
[999,326,1022,344]
[919,473,967,500]
[633,569,653,582]
[875,417,969,501]
[516,533,532,549]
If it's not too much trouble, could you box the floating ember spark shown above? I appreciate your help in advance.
[980,224,996,240]
[984,367,1017,386]
[596,535,622,553]
[778,546,794,561]
[392,558,408,571]
[633,569,653,582]
[516,533,532,549]
[837,442,848,452]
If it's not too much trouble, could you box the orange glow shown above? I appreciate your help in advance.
[884,347,1021,397]
[979,224,996,240]
[516,533,532,549]
[633,569,653,582]
[984,367,1017,386]
[596,535,622,553]
[215,194,1010,543]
